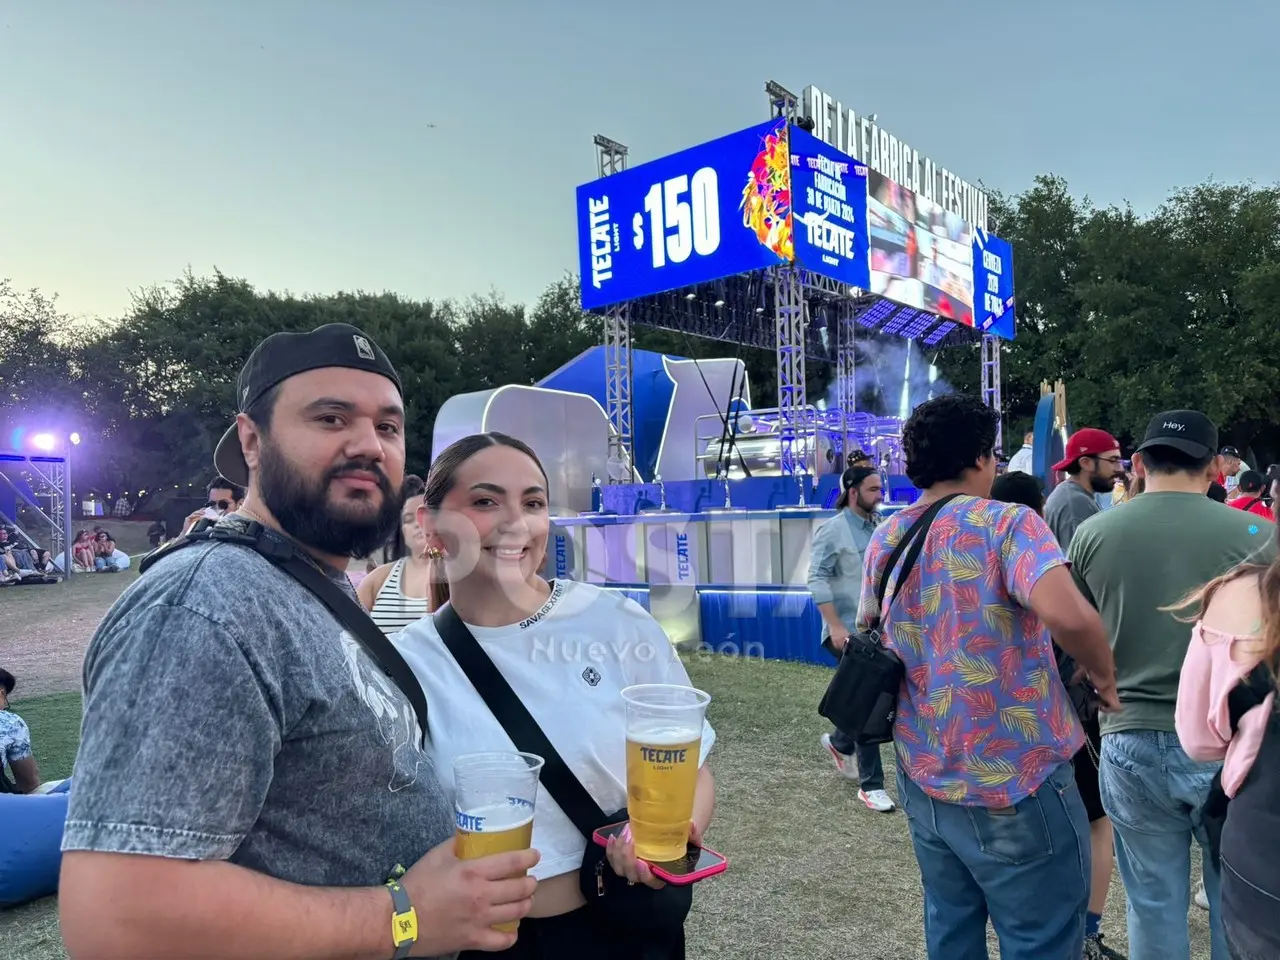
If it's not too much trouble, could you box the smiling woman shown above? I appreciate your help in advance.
[419,433,553,618]
[394,432,717,959]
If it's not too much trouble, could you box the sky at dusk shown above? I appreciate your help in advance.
[2,0,1275,322]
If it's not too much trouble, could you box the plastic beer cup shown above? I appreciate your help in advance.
[452,751,544,933]
[621,683,710,862]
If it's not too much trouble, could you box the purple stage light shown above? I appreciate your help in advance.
[30,432,57,452]
[923,322,957,346]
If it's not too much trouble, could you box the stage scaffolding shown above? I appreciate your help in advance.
[588,80,1004,480]
[594,134,635,483]
[0,450,73,580]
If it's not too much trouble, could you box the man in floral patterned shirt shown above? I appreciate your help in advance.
[858,394,1119,960]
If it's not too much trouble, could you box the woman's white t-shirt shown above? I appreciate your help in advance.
[393,580,716,880]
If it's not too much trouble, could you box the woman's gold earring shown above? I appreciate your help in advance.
[425,546,444,561]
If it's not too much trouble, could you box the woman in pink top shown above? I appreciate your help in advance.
[1175,528,1280,960]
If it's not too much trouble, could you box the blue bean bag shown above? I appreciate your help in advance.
[0,789,70,908]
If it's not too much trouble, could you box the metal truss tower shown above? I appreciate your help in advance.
[835,302,857,462]
[0,451,73,579]
[764,82,809,478]
[594,134,635,483]
[773,266,807,478]
[981,333,1004,456]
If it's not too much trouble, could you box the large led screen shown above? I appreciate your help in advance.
[867,171,976,327]
[576,119,791,310]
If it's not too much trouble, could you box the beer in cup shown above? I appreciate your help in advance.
[621,683,711,862]
[452,751,544,933]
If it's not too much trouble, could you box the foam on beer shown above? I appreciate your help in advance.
[455,800,535,834]
[627,720,701,745]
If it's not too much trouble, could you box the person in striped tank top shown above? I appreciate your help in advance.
[358,474,434,633]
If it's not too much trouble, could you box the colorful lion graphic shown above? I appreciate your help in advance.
[740,123,794,261]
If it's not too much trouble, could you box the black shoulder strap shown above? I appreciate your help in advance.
[275,550,430,749]
[874,493,962,616]
[434,602,609,838]
[139,522,429,748]
[1227,663,1275,735]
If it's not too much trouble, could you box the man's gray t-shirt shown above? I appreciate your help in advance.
[1044,479,1101,552]
[63,525,455,944]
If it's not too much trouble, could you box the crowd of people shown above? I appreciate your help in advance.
[5,318,1275,960]
[813,397,1278,960]
[0,523,133,585]
[0,524,59,584]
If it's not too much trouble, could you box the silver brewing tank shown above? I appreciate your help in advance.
[697,424,839,479]
[695,411,905,480]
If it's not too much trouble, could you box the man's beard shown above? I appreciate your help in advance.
[257,438,402,560]
[1088,474,1114,494]
[856,493,880,515]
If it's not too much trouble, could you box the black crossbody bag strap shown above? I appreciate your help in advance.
[873,494,961,620]
[139,523,430,748]
[434,603,609,839]
[275,552,430,749]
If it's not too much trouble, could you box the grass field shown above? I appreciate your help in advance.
[2,559,1216,959]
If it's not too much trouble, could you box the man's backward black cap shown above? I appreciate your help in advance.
[213,323,402,487]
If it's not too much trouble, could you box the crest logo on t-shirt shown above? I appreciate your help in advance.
[582,666,602,687]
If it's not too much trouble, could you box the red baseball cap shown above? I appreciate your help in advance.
[1052,428,1121,472]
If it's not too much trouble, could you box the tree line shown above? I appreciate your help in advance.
[4,173,1279,509]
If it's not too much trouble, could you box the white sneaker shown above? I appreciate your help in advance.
[1195,881,1209,910]
[819,733,860,780]
[859,788,897,812]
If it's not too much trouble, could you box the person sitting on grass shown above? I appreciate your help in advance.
[92,530,130,572]
[72,531,97,571]
[0,669,43,794]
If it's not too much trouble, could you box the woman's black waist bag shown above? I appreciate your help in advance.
[435,603,690,955]
[818,495,960,744]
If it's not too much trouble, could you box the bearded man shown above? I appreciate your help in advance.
[1044,428,1125,551]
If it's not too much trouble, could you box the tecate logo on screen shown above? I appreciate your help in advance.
[576,119,792,310]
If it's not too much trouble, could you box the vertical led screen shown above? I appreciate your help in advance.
[788,125,870,290]
[972,230,1015,338]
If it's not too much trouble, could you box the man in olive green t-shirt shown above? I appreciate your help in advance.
[1068,409,1276,959]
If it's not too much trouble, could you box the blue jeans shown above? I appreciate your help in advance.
[1099,730,1229,960]
[897,759,1090,960]
[828,728,885,791]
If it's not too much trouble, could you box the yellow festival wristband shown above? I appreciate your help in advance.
[385,878,417,959]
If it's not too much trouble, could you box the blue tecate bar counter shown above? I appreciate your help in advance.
[542,474,910,666]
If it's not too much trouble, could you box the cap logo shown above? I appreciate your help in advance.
[1163,421,1185,432]
[241,385,249,406]
[353,335,375,361]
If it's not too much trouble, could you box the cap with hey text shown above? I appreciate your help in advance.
[1135,409,1218,461]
